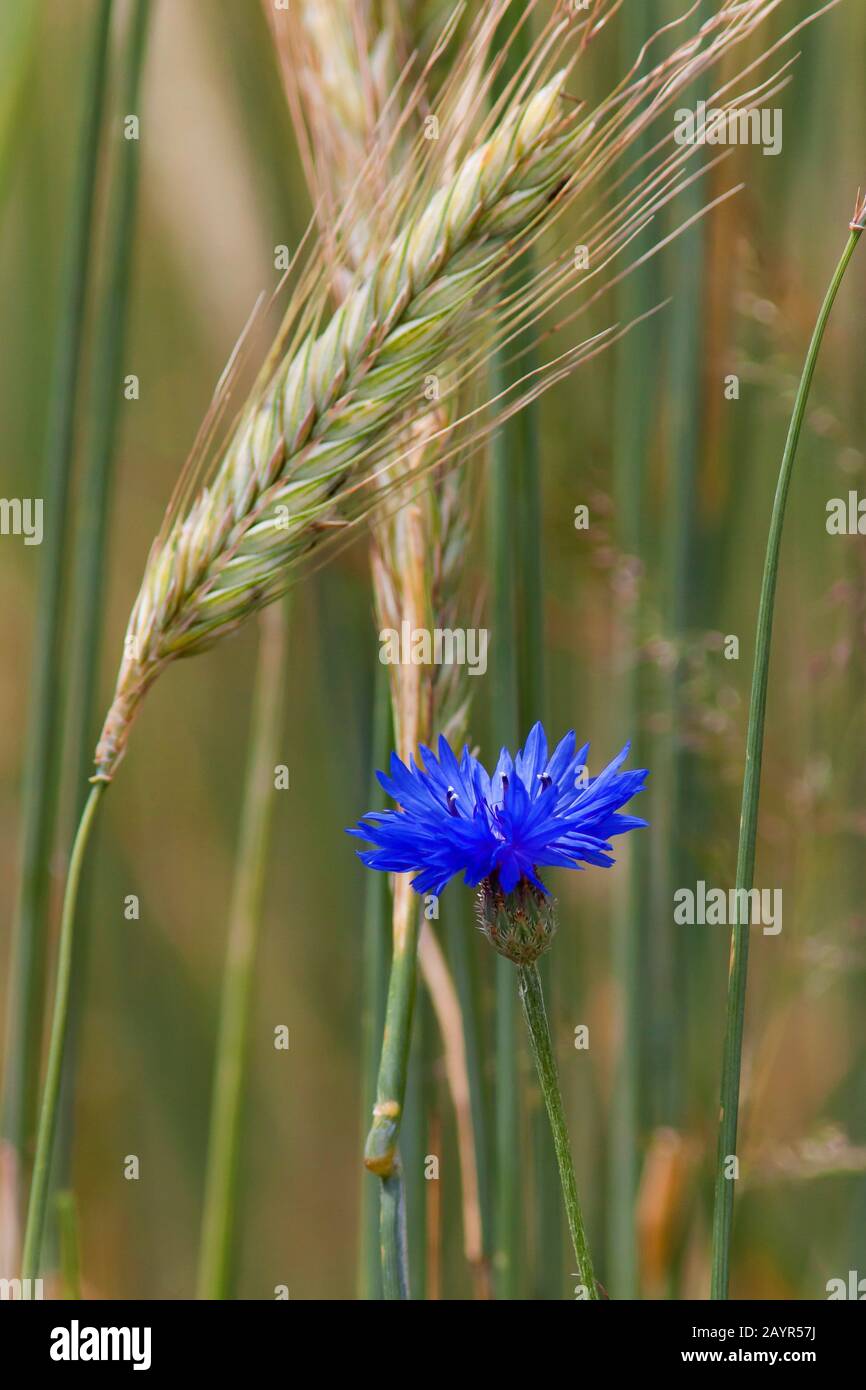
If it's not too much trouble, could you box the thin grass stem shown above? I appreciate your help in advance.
[197,599,289,1300]
[55,0,151,1194]
[364,874,420,1299]
[1,0,113,1186]
[403,985,429,1299]
[69,0,151,802]
[710,217,864,1300]
[20,783,106,1279]
[380,1160,410,1301]
[359,664,392,1300]
[607,0,661,1300]
[55,1190,82,1300]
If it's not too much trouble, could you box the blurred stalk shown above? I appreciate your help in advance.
[21,783,106,1279]
[55,1190,81,1299]
[662,170,704,1133]
[443,896,493,1283]
[2,0,113,1201]
[420,921,489,1294]
[0,0,39,214]
[55,0,152,1192]
[358,665,391,1300]
[711,211,864,1300]
[403,984,430,1299]
[425,1104,443,1299]
[197,600,289,1299]
[657,204,702,1267]
[608,0,660,1300]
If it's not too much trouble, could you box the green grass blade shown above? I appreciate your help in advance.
[380,1161,410,1300]
[358,664,391,1300]
[403,986,430,1299]
[1,0,113,1193]
[606,0,663,1300]
[21,784,106,1278]
[197,600,290,1299]
[363,877,420,1298]
[710,218,864,1300]
[0,1,39,214]
[54,0,152,1192]
[55,1189,82,1299]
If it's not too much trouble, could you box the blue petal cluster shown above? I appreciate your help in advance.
[349,723,648,896]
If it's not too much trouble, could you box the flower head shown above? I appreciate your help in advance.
[348,722,648,898]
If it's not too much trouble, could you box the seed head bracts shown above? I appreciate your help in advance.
[94,0,828,781]
[94,75,573,779]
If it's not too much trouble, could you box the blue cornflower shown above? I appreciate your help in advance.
[348,722,648,898]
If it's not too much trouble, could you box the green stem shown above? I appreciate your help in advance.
[380,1160,410,1301]
[2,0,113,1183]
[55,0,151,1193]
[197,600,289,1299]
[517,962,597,1299]
[607,0,661,1299]
[55,1190,82,1300]
[364,880,420,1299]
[710,222,863,1300]
[364,913,420,1176]
[70,0,151,802]
[21,783,106,1280]
[358,665,391,1300]
[402,986,430,1299]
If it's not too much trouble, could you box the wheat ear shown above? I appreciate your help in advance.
[96,0,820,782]
[94,72,572,782]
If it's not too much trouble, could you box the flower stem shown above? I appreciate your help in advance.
[710,220,863,1301]
[21,783,106,1280]
[197,600,289,1299]
[517,961,597,1298]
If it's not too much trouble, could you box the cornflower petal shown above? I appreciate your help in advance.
[349,725,648,898]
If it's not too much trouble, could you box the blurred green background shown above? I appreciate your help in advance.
[1,0,865,1299]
